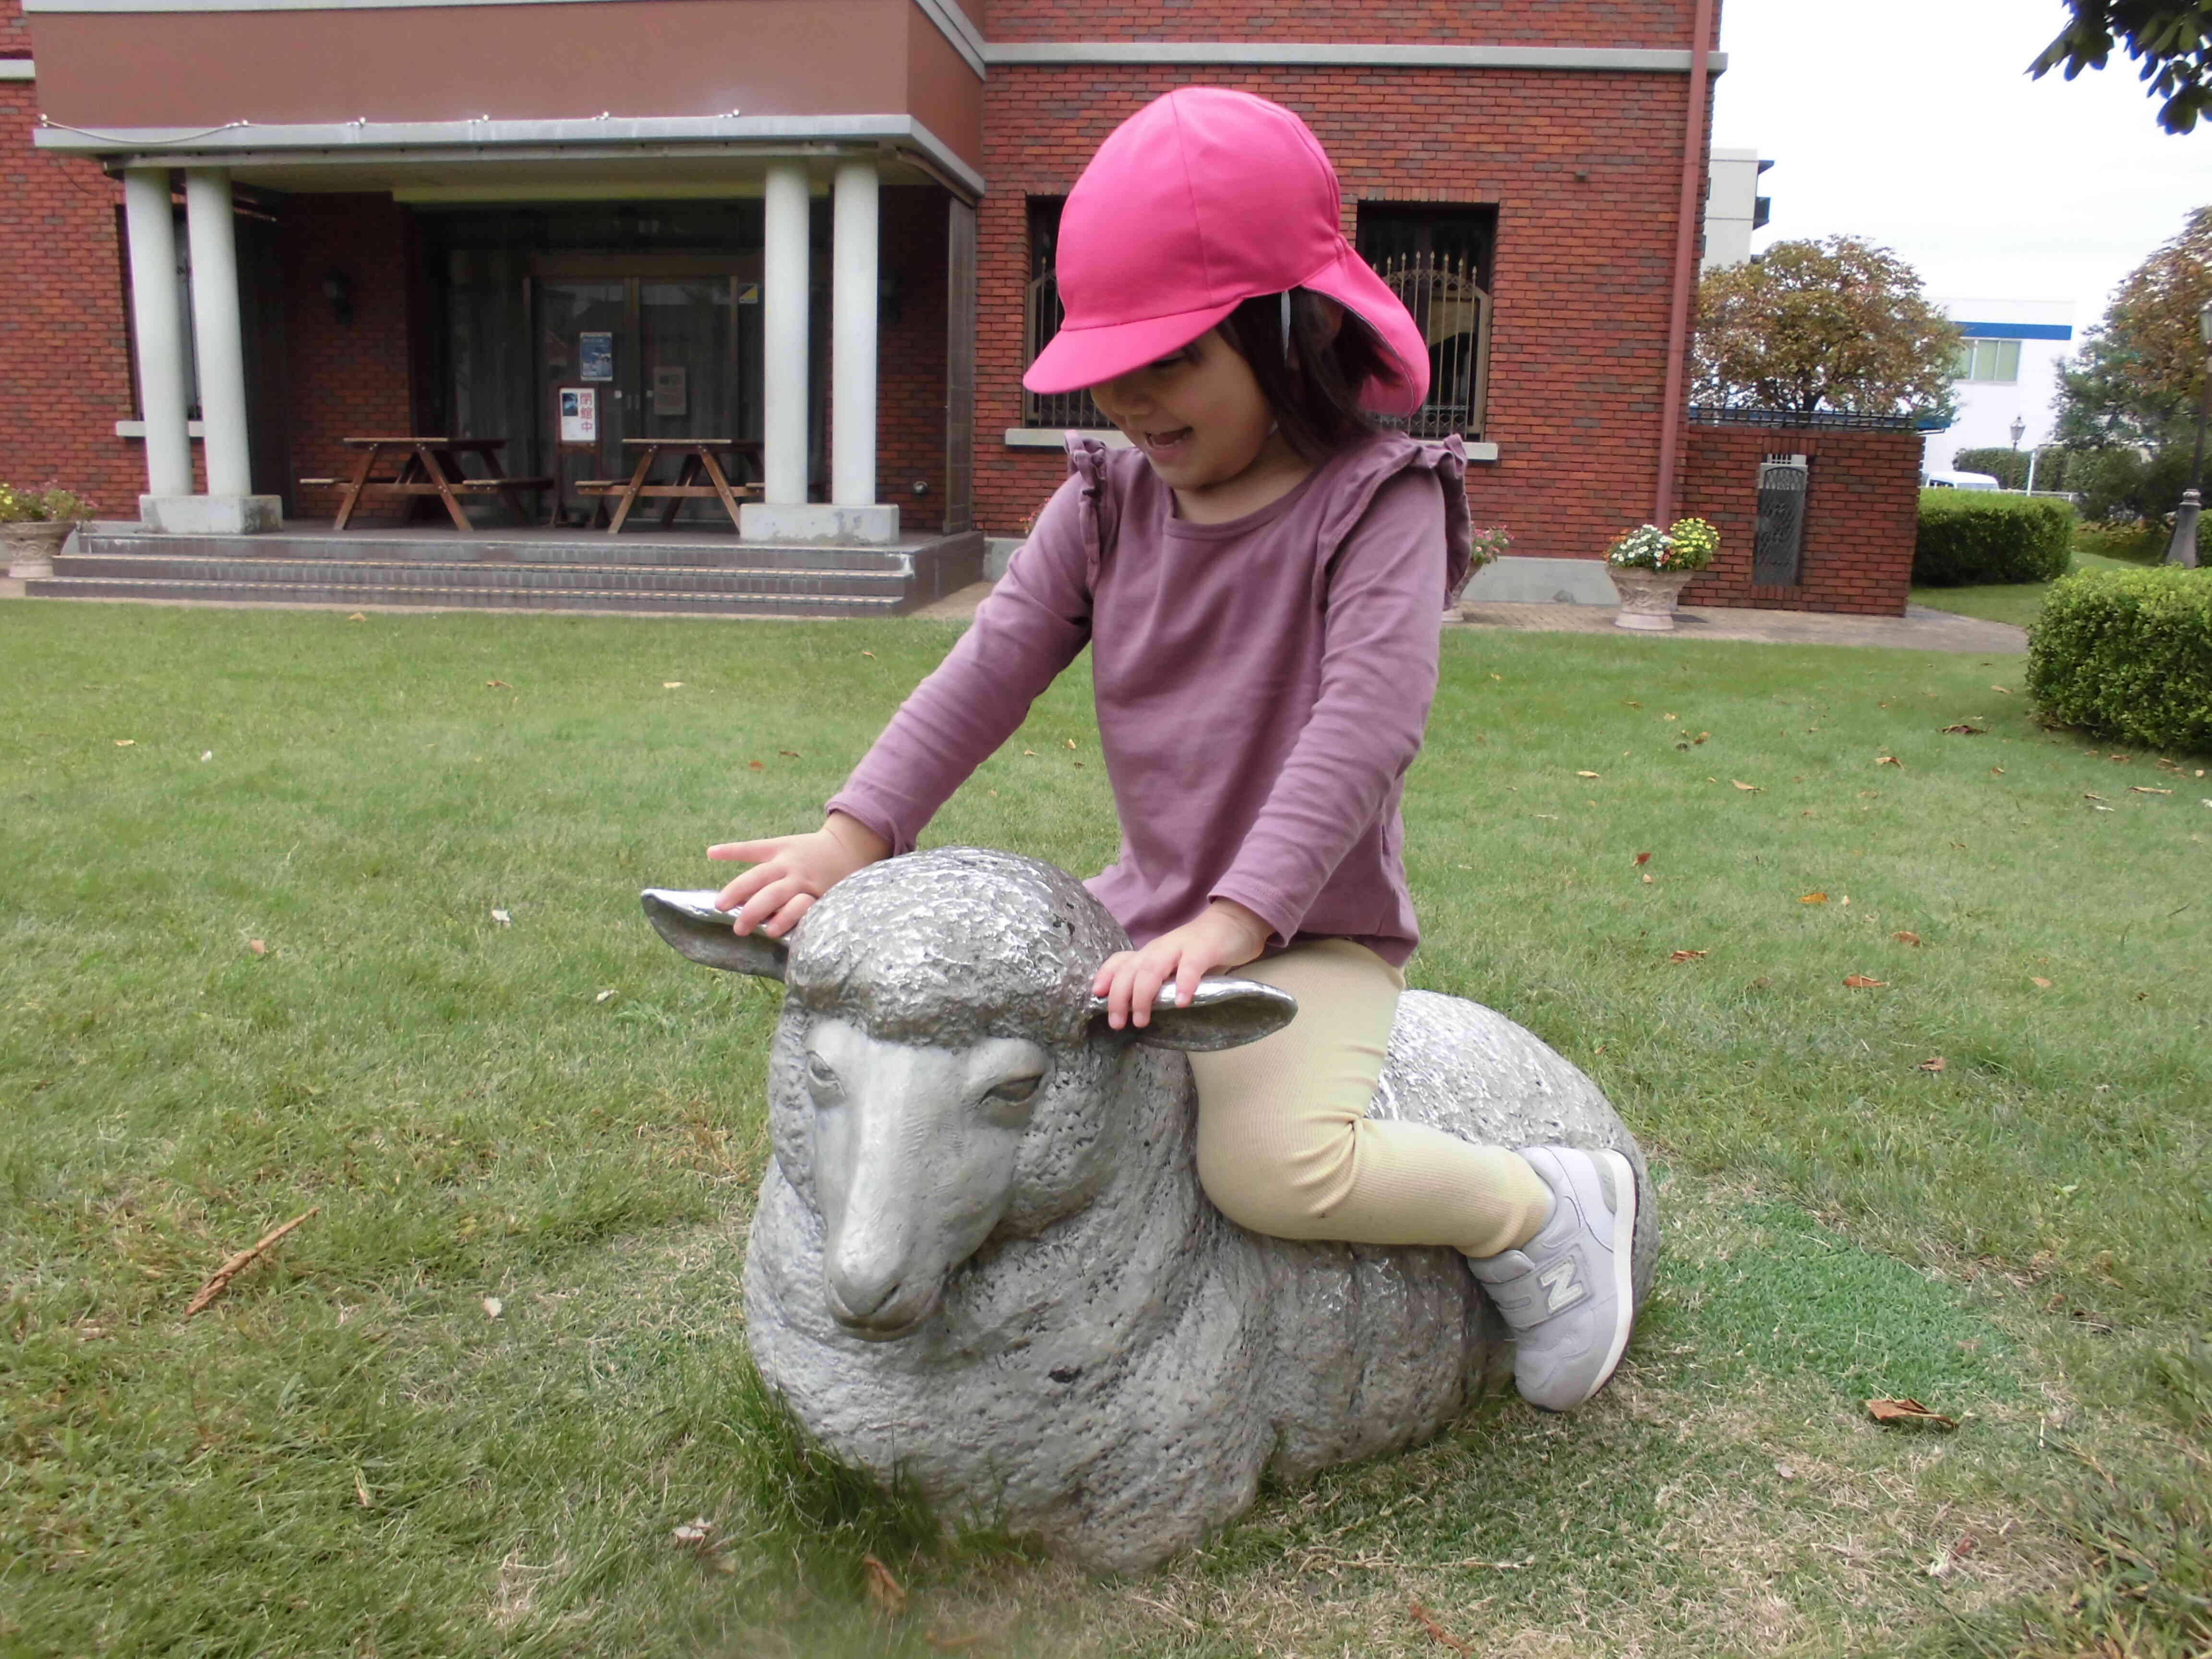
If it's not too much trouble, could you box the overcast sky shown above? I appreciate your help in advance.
[1710,0,2208,328]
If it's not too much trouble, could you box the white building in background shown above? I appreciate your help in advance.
[1923,298,2076,475]
[1703,148,1773,269]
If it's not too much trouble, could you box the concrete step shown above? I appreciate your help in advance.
[50,553,909,601]
[74,529,920,572]
[23,575,906,617]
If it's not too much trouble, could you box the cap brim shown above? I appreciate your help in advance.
[1022,299,1242,397]
[1298,242,1431,417]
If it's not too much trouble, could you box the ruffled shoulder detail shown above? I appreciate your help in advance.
[1064,434,1149,589]
[1314,430,1473,605]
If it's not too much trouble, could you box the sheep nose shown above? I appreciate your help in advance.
[825,1231,912,1326]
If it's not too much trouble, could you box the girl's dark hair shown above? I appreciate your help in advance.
[1214,288,1396,459]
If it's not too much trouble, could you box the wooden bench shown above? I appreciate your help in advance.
[332,438,553,530]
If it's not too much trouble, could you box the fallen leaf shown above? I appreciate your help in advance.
[183,1208,318,1318]
[1990,685,2011,694]
[1842,974,1887,988]
[1919,1055,1947,1071]
[246,939,268,957]
[1731,780,1762,792]
[860,650,876,659]
[779,749,801,758]
[1641,873,1653,884]
[2084,792,2108,802]
[747,760,765,770]
[924,1633,986,1652]
[1941,723,1985,736]
[1695,732,1710,744]
[1624,699,1643,708]
[491,909,512,926]
[200,750,213,762]
[346,612,366,622]
[1408,1600,1475,1655]
[672,1516,714,1546]
[1992,766,2005,775]
[1064,738,1078,750]
[355,1473,373,1508]
[1799,891,1828,904]
[485,679,509,688]
[1663,712,1678,721]
[2031,976,2053,989]
[1867,1396,1957,1429]
[113,738,134,747]
[1022,748,1036,757]
[1894,930,1922,945]
[482,1296,503,1320]
[1876,754,1901,767]
[862,1555,907,1617]
[2130,786,2173,795]
[662,681,685,689]
[1839,894,1851,906]
[593,988,616,1004]
[1633,852,1651,866]
[1776,1462,1796,1481]
[1669,949,1708,963]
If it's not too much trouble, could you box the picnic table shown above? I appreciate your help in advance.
[577,439,763,533]
[317,438,553,531]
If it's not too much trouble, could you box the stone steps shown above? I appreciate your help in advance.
[24,529,986,617]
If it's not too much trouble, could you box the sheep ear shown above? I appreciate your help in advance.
[1091,977,1298,1053]
[641,888,788,981]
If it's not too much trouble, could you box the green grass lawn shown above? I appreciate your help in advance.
[1911,551,2148,630]
[4,601,2208,1658]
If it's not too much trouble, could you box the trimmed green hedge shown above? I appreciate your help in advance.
[1914,490,2073,586]
[2028,567,2212,753]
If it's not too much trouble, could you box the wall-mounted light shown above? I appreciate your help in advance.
[322,269,352,325]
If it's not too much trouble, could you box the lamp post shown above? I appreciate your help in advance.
[2009,415,2027,492]
[2165,296,2212,568]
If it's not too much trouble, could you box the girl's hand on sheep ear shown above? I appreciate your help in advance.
[1093,900,1272,1031]
[707,812,890,939]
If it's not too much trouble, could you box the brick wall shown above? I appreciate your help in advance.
[975,63,1705,563]
[981,0,1713,46]
[279,194,418,522]
[0,82,149,514]
[876,186,950,531]
[1677,421,1922,617]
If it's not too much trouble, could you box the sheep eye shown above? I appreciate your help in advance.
[804,1053,839,1090]
[986,1074,1043,1106]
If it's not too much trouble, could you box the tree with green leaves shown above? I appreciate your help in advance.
[1691,237,1960,423]
[2032,1,2212,135]
[2052,204,2212,449]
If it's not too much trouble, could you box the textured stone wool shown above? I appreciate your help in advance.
[650,846,1656,1573]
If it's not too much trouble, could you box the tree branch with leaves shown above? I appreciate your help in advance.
[2032,1,2212,135]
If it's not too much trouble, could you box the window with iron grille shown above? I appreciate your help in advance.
[1023,197,1107,429]
[1354,203,1498,441]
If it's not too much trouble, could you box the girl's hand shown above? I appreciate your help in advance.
[708,812,890,939]
[1092,900,1272,1030]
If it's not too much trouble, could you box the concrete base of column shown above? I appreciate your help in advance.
[740,502,902,546]
[1461,555,1625,606]
[141,495,282,534]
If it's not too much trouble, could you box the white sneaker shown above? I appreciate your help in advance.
[1466,1145,1638,1411]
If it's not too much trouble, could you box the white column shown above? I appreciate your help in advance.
[761,163,811,507]
[122,168,192,504]
[183,169,253,499]
[830,159,879,508]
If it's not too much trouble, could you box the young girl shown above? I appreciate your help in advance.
[710,87,1637,1412]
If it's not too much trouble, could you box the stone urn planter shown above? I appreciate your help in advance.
[3,519,75,579]
[1611,567,1697,631]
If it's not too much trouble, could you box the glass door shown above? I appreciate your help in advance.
[639,278,752,504]
[538,279,632,515]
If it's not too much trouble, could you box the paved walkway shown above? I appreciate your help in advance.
[911,582,2029,654]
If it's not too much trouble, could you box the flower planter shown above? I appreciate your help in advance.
[1611,567,1697,632]
[3,519,75,579]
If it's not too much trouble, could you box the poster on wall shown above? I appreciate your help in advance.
[652,365,688,417]
[579,331,614,382]
[559,387,598,444]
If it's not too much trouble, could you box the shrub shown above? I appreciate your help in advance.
[1914,490,2074,585]
[2028,568,2212,753]
[0,482,94,523]
[1604,518,1718,572]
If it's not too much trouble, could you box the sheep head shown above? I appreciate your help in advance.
[644,848,1294,1339]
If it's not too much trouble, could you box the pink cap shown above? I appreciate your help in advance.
[1022,87,1431,416]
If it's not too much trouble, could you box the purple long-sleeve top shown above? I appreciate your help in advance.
[826,428,1471,968]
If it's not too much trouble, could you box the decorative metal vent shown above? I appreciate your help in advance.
[1372,251,1491,441]
[1753,457,1809,585]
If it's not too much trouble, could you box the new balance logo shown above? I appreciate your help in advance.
[1537,1257,1587,1313]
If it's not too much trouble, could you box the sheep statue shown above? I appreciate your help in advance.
[644,846,1655,1574]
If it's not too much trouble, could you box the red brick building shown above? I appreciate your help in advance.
[3,0,1917,614]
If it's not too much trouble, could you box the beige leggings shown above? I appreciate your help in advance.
[1188,938,1553,1259]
